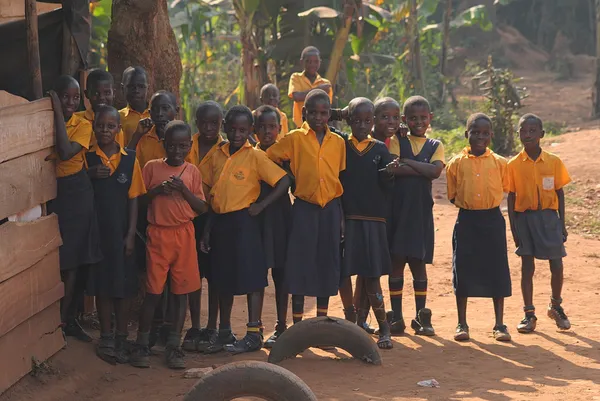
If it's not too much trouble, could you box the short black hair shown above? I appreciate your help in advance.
[54,75,79,92]
[164,120,191,140]
[122,66,148,84]
[301,46,320,59]
[260,83,278,98]
[86,69,114,89]
[94,104,120,123]
[518,113,543,129]
[224,105,253,127]
[304,89,331,108]
[402,95,431,116]
[348,97,374,117]
[150,90,178,107]
[466,113,492,131]
[255,105,280,124]
[195,100,223,120]
[374,97,400,115]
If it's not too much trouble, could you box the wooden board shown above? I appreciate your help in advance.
[0,214,62,284]
[0,148,56,220]
[0,91,28,109]
[0,302,63,395]
[0,98,54,164]
[0,250,63,338]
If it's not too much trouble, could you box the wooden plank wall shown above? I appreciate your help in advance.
[0,92,63,394]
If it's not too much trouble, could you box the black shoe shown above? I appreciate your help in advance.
[517,315,537,333]
[96,335,116,365]
[204,330,237,354]
[165,346,186,369]
[548,304,571,330]
[357,309,377,335]
[64,320,93,343]
[114,334,130,364]
[386,311,406,336]
[129,344,151,368]
[411,308,435,336]
[182,328,202,352]
[224,333,263,355]
[264,324,286,349]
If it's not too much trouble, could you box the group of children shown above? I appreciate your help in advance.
[48,45,572,370]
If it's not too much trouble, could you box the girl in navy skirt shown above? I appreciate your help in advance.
[254,105,293,348]
[267,89,346,326]
[201,106,290,354]
[340,98,395,349]
[85,106,147,363]
[446,113,512,342]
[48,78,103,342]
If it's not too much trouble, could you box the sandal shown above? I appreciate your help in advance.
[377,333,393,349]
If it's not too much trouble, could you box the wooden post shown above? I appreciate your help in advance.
[25,0,43,99]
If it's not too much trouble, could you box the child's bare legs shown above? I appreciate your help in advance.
[204,293,236,354]
[355,278,376,334]
[60,270,77,324]
[517,256,537,333]
[265,269,288,348]
[182,288,202,351]
[492,297,511,341]
[207,282,219,330]
[548,258,570,329]
[339,277,356,322]
[388,256,406,333]
[61,269,92,342]
[454,297,469,341]
[224,291,264,354]
[407,257,434,336]
[95,297,132,364]
[131,293,162,368]
[363,277,392,349]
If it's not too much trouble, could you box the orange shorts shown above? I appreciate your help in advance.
[146,221,200,295]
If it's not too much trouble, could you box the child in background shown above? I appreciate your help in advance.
[119,66,150,144]
[201,106,290,354]
[48,78,103,342]
[85,106,147,363]
[507,114,571,333]
[182,101,227,353]
[130,121,208,369]
[259,84,289,138]
[446,113,512,342]
[76,69,125,147]
[340,98,395,349]
[288,46,333,128]
[267,89,345,329]
[386,96,444,336]
[254,105,293,348]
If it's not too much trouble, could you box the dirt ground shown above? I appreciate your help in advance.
[3,73,600,401]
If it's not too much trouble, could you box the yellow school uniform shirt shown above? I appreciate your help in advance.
[287,71,333,128]
[119,105,150,145]
[507,148,571,212]
[446,147,509,210]
[349,134,375,152]
[75,109,125,148]
[387,135,400,156]
[54,113,93,178]
[399,134,445,164]
[267,122,345,207]
[85,145,147,199]
[278,108,289,139]
[192,134,226,198]
[203,141,286,214]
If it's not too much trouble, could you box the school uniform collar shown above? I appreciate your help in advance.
[90,143,128,157]
[463,147,492,158]
[66,114,82,127]
[147,126,162,141]
[519,148,546,162]
[300,121,333,138]
[348,134,374,145]
[302,70,323,82]
[83,109,95,122]
[220,140,253,157]
[122,105,149,117]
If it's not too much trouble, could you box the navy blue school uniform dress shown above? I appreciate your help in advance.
[85,146,146,298]
[266,123,346,298]
[446,147,511,298]
[340,134,394,278]
[389,135,444,263]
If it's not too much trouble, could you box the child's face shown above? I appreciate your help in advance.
[303,54,321,76]
[87,80,114,111]
[402,104,432,137]
[164,128,192,166]
[150,95,178,135]
[123,73,148,109]
[466,119,493,155]
[374,103,400,139]
[225,115,252,149]
[303,99,331,133]
[260,89,280,108]
[196,107,222,143]
[58,84,81,119]
[256,112,281,149]
[349,105,374,142]
[519,119,544,151]
[93,111,121,147]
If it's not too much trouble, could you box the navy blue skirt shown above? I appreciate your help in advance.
[452,207,512,298]
[210,209,268,295]
[285,198,342,297]
[343,219,392,278]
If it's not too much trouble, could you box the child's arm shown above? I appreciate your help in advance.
[200,209,214,253]
[248,175,291,216]
[146,181,172,200]
[266,134,293,164]
[557,188,567,242]
[507,192,519,247]
[124,197,138,256]
[127,118,154,150]
[446,159,457,204]
[400,159,444,180]
[168,176,208,215]
[49,91,83,161]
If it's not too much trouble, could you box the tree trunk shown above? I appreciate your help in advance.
[325,1,355,87]
[234,1,262,109]
[107,0,182,110]
[439,0,452,105]
[593,0,600,117]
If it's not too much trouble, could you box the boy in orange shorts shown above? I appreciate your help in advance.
[130,121,208,370]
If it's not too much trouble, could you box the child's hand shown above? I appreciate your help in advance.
[47,90,62,113]
[397,123,409,137]
[317,83,332,92]
[153,181,173,196]
[248,202,265,216]
[167,176,187,193]
[88,164,111,179]
[135,118,154,136]
[200,233,211,253]
[124,233,135,256]
[562,224,568,243]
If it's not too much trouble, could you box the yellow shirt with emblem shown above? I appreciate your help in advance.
[267,122,345,207]
[54,114,93,178]
[287,71,333,128]
[75,109,125,148]
[119,105,150,145]
[191,133,227,198]
[203,141,286,214]
[84,145,147,199]
[446,147,509,210]
[507,148,571,212]
[399,134,445,164]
